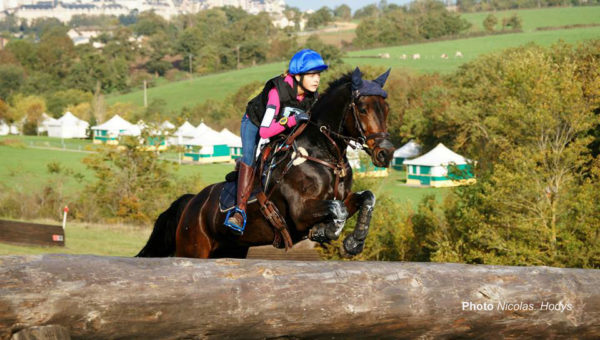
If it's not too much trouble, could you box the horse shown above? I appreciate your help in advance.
[136,67,395,259]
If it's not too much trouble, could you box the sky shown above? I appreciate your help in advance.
[284,0,412,12]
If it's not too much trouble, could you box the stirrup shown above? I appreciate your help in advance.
[224,207,247,234]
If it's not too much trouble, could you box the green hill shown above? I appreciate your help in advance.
[461,6,600,32]
[108,25,600,112]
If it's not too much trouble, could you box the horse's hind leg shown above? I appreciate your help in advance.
[175,186,216,259]
[341,190,376,256]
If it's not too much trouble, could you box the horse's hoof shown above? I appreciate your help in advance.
[309,224,329,244]
[342,235,364,256]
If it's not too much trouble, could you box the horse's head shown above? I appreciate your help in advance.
[345,67,395,168]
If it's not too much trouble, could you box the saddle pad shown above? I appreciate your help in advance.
[219,181,260,212]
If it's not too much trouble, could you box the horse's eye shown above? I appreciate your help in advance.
[358,106,367,115]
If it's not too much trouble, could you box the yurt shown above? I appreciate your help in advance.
[403,143,475,187]
[91,115,139,145]
[47,112,89,138]
[37,113,58,135]
[183,124,230,163]
[171,121,197,146]
[393,140,421,169]
[219,128,243,160]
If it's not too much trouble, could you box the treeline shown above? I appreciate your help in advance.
[353,0,472,48]
[319,40,600,268]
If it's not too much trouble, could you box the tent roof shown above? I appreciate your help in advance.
[161,120,175,130]
[187,127,226,146]
[403,143,471,166]
[196,122,219,136]
[92,114,135,130]
[393,140,421,158]
[54,111,88,126]
[219,128,242,147]
[175,121,197,137]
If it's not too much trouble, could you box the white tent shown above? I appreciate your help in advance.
[403,143,469,167]
[196,122,220,136]
[219,128,242,148]
[37,113,58,135]
[47,112,89,138]
[91,114,139,144]
[0,120,10,135]
[392,140,422,168]
[404,143,474,187]
[170,121,197,145]
[161,120,175,130]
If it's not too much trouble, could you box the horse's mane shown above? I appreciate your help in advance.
[321,72,353,97]
[310,72,353,121]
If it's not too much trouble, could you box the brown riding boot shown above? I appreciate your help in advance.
[225,162,255,233]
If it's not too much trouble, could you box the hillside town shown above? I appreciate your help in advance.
[0,0,291,25]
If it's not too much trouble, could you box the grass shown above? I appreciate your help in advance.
[0,219,150,257]
[106,62,287,113]
[107,26,600,111]
[0,136,233,194]
[344,26,600,73]
[1,136,445,206]
[461,6,600,32]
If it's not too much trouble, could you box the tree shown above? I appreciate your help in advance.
[502,13,523,31]
[483,14,498,32]
[82,132,178,224]
[306,7,333,29]
[0,65,24,101]
[333,4,352,21]
[10,94,47,128]
[45,89,93,117]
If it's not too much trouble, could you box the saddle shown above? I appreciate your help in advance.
[218,134,299,250]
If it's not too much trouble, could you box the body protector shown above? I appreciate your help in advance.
[246,75,318,128]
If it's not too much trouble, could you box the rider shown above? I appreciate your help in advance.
[224,49,328,234]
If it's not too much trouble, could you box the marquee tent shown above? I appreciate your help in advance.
[403,143,475,187]
[220,128,243,159]
[47,112,89,138]
[392,140,421,169]
[91,114,140,144]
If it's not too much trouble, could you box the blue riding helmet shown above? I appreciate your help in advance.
[289,49,328,75]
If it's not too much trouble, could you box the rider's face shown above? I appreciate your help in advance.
[295,73,320,93]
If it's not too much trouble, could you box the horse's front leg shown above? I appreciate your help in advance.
[292,199,349,243]
[342,190,376,256]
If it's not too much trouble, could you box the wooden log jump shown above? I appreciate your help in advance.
[1,255,599,339]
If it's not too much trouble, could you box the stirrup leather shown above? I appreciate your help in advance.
[224,207,247,233]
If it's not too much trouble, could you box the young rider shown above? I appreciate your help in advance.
[224,49,328,234]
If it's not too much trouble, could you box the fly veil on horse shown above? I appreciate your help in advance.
[136,67,395,259]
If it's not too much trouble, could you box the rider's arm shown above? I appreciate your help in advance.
[259,88,298,138]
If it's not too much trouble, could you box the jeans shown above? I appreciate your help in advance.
[240,114,260,166]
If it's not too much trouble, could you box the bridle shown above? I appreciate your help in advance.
[327,91,390,156]
[269,88,390,200]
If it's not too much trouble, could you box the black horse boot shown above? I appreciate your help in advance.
[225,162,254,234]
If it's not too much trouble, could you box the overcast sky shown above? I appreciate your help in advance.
[285,0,412,12]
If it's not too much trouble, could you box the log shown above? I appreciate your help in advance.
[0,255,599,339]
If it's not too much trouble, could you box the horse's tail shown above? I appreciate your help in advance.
[135,193,195,257]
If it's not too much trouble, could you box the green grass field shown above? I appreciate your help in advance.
[1,136,445,206]
[106,62,287,113]
[344,26,600,73]
[0,219,150,256]
[107,26,600,111]
[461,6,600,32]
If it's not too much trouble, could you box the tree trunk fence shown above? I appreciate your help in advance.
[1,254,599,339]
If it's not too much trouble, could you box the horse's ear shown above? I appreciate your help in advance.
[373,68,391,88]
[351,67,363,91]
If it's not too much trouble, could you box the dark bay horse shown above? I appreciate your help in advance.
[136,68,395,259]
